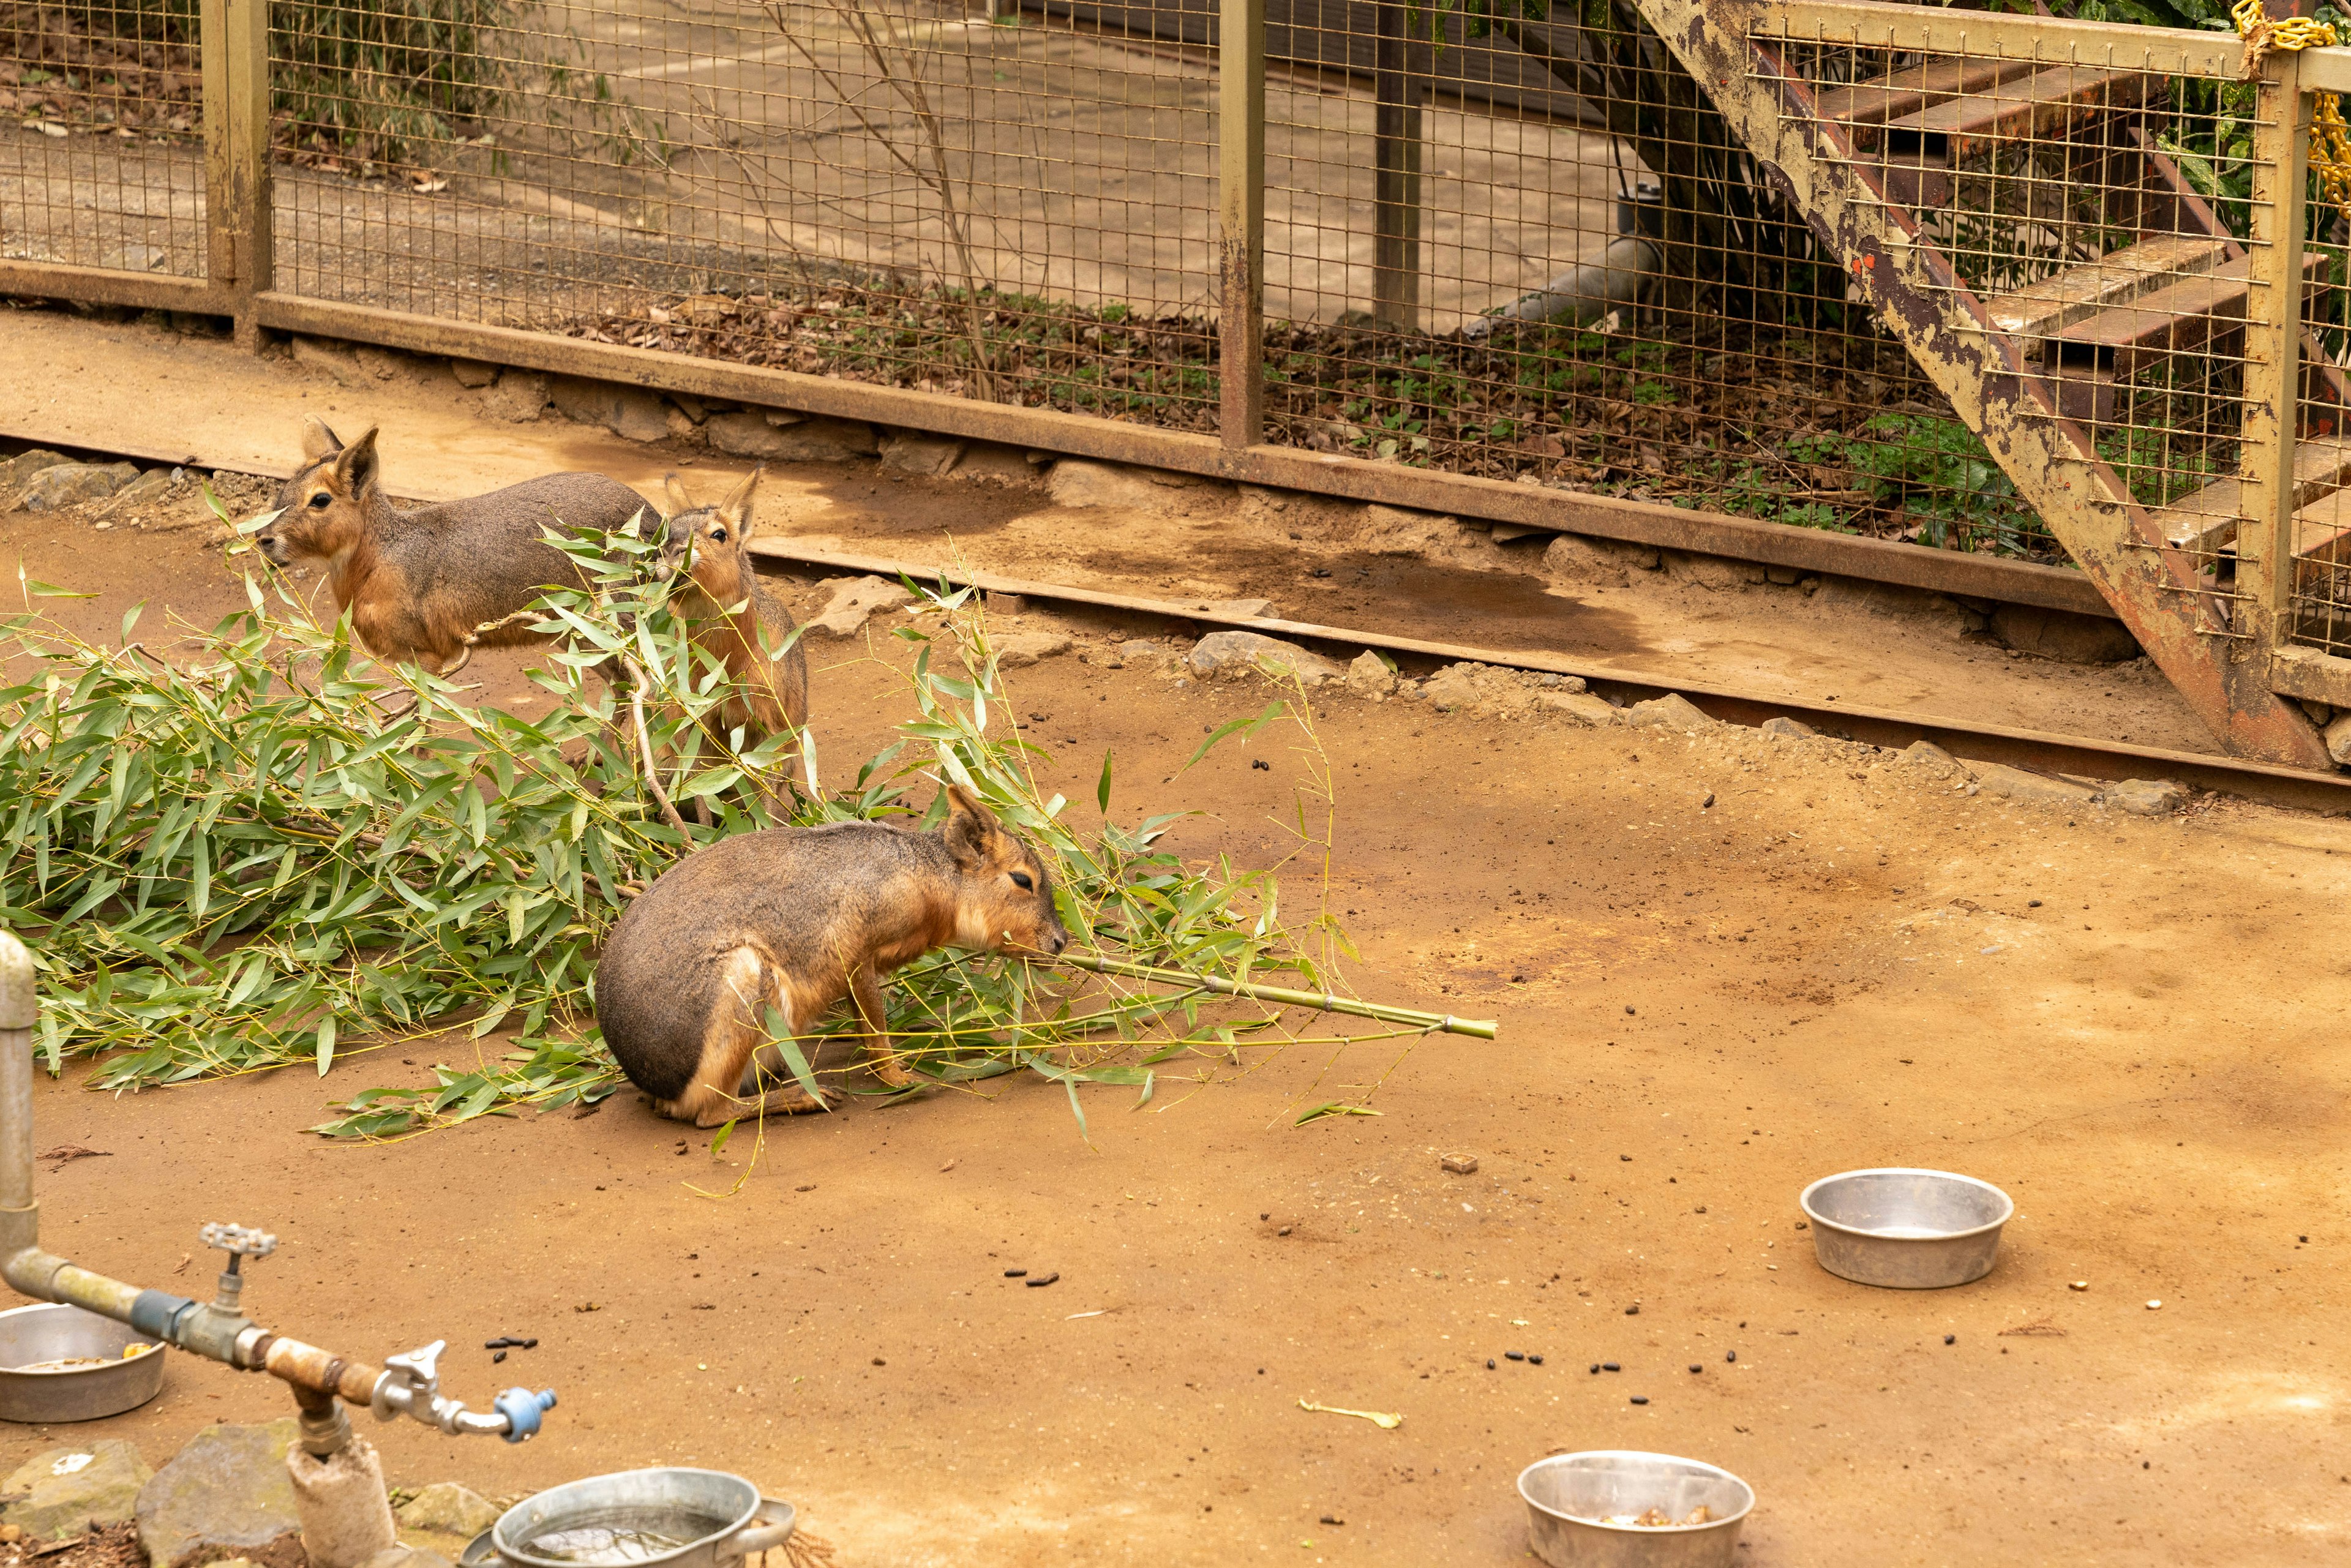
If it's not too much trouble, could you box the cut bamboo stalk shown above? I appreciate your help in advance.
[1059,952,1497,1040]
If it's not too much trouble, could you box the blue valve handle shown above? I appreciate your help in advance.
[493,1386,558,1443]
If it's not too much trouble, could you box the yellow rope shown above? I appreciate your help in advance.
[2235,0,2351,223]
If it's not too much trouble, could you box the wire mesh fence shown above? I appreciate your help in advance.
[0,0,206,277]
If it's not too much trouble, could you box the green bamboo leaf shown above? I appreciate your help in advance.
[1295,1103,1384,1125]
[315,1012,336,1076]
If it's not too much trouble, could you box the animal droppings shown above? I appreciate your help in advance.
[1026,1272,1060,1288]
[1944,1335,1956,1345]
[1589,1364,1600,1375]
[1602,1362,1621,1372]
[1725,1351,1736,1363]
[1630,1395,1649,1405]
[1487,1359,1497,1370]
[1505,1351,1525,1362]
[1528,1355,1543,1365]
[1625,1304,1640,1315]
[493,1350,506,1364]
[1689,1364,1702,1373]
[1004,1269,1027,1277]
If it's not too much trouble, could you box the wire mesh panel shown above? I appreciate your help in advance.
[1757,24,2323,633]
[0,0,206,277]
[268,0,1221,423]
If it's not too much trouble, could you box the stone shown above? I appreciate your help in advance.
[135,1419,302,1568]
[1906,739,1957,768]
[664,408,706,446]
[481,370,550,423]
[984,591,1029,617]
[18,462,140,512]
[0,449,73,507]
[1763,565,1805,586]
[353,346,419,384]
[1046,459,1172,509]
[705,412,876,462]
[2,1442,151,1540]
[807,575,913,638]
[287,1438,396,1568]
[1344,651,1397,699]
[1971,761,2101,806]
[1989,603,2142,665]
[1439,1153,1478,1175]
[670,392,710,424]
[1420,664,1483,711]
[1539,690,1619,725]
[1665,550,1766,591]
[877,431,966,476]
[99,467,178,516]
[1187,631,1343,686]
[2105,778,2188,817]
[551,377,672,444]
[996,631,1072,669]
[2327,711,2351,766]
[1627,693,1712,732]
[951,443,1039,486]
[391,1481,500,1538]
[290,336,362,385]
[1540,532,1634,585]
[1176,597,1273,620]
[1116,639,1163,663]
[448,358,498,388]
[1761,715,1816,738]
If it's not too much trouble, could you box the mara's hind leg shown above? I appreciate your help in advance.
[650,948,840,1128]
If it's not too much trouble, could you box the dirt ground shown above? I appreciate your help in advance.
[0,450,2345,1568]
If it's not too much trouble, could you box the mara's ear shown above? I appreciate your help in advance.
[662,474,694,516]
[299,415,342,463]
[717,466,763,541]
[332,426,381,495]
[941,782,1004,871]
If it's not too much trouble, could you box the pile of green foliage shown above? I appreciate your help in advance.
[0,519,1384,1142]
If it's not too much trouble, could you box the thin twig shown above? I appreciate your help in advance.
[621,656,692,836]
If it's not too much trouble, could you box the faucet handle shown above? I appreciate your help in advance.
[384,1340,444,1395]
[200,1222,278,1260]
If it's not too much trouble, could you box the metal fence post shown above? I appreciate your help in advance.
[2241,53,2311,658]
[223,0,274,351]
[1218,0,1265,451]
[1371,0,1423,334]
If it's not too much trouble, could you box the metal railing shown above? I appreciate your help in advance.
[15,0,2351,737]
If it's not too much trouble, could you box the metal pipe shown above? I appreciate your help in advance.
[1463,236,1661,340]
[0,929,553,1442]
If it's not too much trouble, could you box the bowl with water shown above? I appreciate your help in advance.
[1799,1168,2014,1289]
[467,1469,795,1568]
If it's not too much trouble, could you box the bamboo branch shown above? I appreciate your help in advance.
[1057,953,1496,1040]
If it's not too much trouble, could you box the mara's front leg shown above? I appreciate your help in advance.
[850,964,915,1089]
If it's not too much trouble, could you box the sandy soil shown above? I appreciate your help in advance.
[0,463,2344,1568]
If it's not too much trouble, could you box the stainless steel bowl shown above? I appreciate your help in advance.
[486,1469,793,1568]
[1799,1168,2014,1289]
[1519,1450,1753,1568]
[0,1302,165,1424]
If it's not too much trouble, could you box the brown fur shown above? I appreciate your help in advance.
[594,786,1070,1127]
[652,468,810,754]
[257,416,650,672]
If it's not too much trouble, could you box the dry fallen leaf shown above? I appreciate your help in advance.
[38,1145,111,1172]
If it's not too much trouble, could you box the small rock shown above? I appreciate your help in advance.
[1440,1153,1478,1174]
[481,370,550,423]
[1990,603,2142,665]
[2,1442,151,1540]
[1537,690,1618,726]
[706,411,877,462]
[996,631,1073,669]
[1116,639,1163,663]
[1422,664,1483,711]
[950,443,1040,486]
[353,345,422,384]
[19,462,140,512]
[550,377,672,444]
[1904,739,1961,776]
[392,1481,500,1537]
[448,358,498,388]
[2326,711,2351,767]
[664,408,707,446]
[1972,761,2101,807]
[1180,597,1275,620]
[985,591,1029,617]
[1540,533,1640,585]
[1187,631,1342,686]
[1763,564,1805,585]
[1760,715,1815,738]
[1046,459,1215,510]
[1344,651,1397,699]
[1627,693,1712,732]
[0,449,72,504]
[2104,778,2187,817]
[1664,550,1766,591]
[135,1419,302,1568]
[669,392,710,424]
[806,576,913,639]
[878,431,966,476]
[97,467,177,517]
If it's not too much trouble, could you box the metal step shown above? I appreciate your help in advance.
[1862,65,2158,158]
[2044,252,2322,377]
[2162,438,2351,555]
[1813,57,2041,127]
[1982,234,2232,339]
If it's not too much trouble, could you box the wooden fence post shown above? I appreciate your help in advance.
[1371,0,1423,334]
[2241,52,2310,656]
[1219,0,1266,450]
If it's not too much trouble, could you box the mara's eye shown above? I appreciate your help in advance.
[307,493,332,509]
[709,527,728,544]
[1010,871,1033,891]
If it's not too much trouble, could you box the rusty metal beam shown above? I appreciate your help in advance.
[0,262,228,317]
[1638,0,2330,767]
[746,536,2351,812]
[246,292,2120,618]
